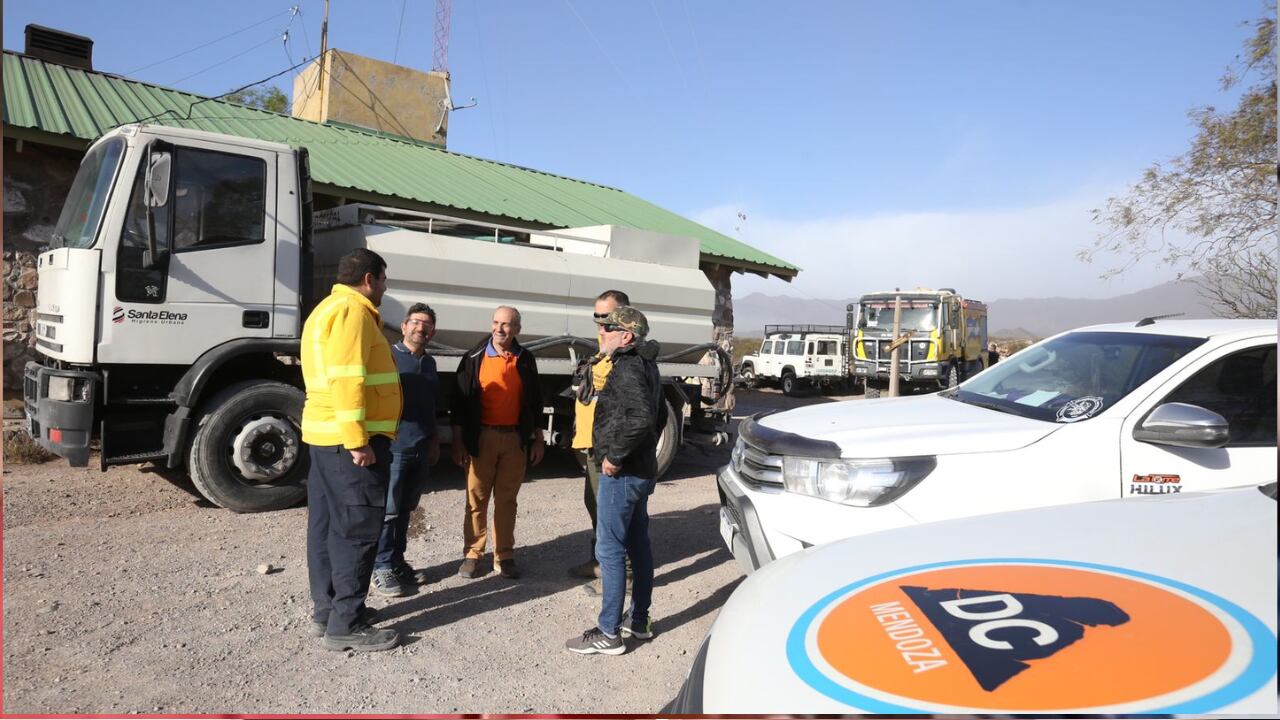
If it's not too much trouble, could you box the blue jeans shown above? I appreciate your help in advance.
[374,443,432,570]
[595,470,656,636]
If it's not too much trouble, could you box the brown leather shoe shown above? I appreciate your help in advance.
[458,558,483,579]
[496,559,521,579]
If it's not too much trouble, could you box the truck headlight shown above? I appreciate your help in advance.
[47,376,90,403]
[782,456,936,506]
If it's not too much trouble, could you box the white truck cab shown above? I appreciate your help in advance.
[719,319,1277,572]
[739,324,849,396]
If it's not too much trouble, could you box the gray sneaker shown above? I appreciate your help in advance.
[323,624,400,653]
[309,606,379,638]
[565,627,625,655]
[371,567,405,597]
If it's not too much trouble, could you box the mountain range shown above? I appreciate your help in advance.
[732,279,1222,340]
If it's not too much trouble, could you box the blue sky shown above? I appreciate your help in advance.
[4,1,1267,300]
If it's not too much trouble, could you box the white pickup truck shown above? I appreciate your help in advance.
[718,319,1277,573]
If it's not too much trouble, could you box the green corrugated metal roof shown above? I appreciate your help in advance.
[2,51,797,277]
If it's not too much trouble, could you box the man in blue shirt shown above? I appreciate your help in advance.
[372,302,442,597]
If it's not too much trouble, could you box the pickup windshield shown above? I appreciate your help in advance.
[861,301,937,332]
[52,137,126,249]
[951,331,1206,423]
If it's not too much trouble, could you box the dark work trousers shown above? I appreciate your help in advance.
[578,449,601,558]
[307,435,391,635]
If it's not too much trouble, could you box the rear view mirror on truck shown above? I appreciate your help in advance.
[143,145,172,269]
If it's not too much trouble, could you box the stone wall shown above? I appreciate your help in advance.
[3,138,85,396]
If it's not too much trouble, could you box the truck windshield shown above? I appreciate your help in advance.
[951,331,1206,423]
[51,136,127,250]
[861,301,937,332]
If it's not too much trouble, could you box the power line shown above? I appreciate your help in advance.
[296,4,314,56]
[393,0,408,65]
[169,32,283,87]
[125,9,291,75]
[132,56,314,127]
[562,0,627,85]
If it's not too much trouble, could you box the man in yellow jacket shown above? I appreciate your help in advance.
[302,248,404,653]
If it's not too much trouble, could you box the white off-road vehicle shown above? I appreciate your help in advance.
[739,325,849,396]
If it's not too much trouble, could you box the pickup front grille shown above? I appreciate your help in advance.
[731,434,783,488]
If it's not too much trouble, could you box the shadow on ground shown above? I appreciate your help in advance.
[383,501,735,641]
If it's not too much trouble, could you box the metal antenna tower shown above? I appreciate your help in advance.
[433,0,452,74]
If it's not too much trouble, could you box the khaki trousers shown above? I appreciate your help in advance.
[463,427,527,560]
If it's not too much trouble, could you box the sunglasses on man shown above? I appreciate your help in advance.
[600,324,627,333]
[593,312,611,319]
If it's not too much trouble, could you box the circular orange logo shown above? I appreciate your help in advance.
[786,559,1276,713]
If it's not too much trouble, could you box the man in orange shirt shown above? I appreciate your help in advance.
[450,306,545,579]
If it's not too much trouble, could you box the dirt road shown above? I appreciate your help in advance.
[1,388,853,714]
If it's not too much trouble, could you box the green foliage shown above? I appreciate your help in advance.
[1085,8,1276,318]
[733,337,762,365]
[222,86,290,114]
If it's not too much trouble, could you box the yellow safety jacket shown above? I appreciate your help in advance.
[301,284,403,449]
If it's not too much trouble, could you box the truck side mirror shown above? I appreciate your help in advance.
[145,152,171,208]
[1133,402,1230,449]
[143,148,172,269]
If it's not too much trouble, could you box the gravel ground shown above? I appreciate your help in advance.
[1,388,855,714]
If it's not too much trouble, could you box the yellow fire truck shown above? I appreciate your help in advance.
[848,288,988,398]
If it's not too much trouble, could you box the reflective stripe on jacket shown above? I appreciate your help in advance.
[301,284,403,449]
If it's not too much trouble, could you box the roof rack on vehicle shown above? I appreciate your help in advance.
[1135,313,1185,327]
[763,324,848,335]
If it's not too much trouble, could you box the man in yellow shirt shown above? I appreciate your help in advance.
[301,248,403,653]
[569,289,630,579]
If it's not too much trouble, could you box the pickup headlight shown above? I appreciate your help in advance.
[782,456,936,506]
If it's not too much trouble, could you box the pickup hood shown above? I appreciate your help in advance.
[757,394,1059,458]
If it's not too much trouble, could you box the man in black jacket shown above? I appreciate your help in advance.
[565,306,663,656]
[450,306,544,579]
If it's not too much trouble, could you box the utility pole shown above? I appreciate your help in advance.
[888,295,903,397]
[318,0,330,116]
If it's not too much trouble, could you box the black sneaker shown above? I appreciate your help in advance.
[620,613,654,640]
[309,606,380,638]
[371,567,405,597]
[323,623,400,653]
[393,561,429,586]
[565,627,625,655]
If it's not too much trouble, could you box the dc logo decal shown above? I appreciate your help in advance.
[1056,396,1104,422]
[112,306,125,324]
[785,559,1276,713]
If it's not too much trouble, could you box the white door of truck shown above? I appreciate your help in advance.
[102,141,277,365]
[1120,339,1277,496]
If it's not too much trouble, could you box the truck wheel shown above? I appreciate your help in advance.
[740,366,757,390]
[865,382,882,399]
[782,372,799,397]
[947,364,960,388]
[655,400,680,479]
[187,380,308,513]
